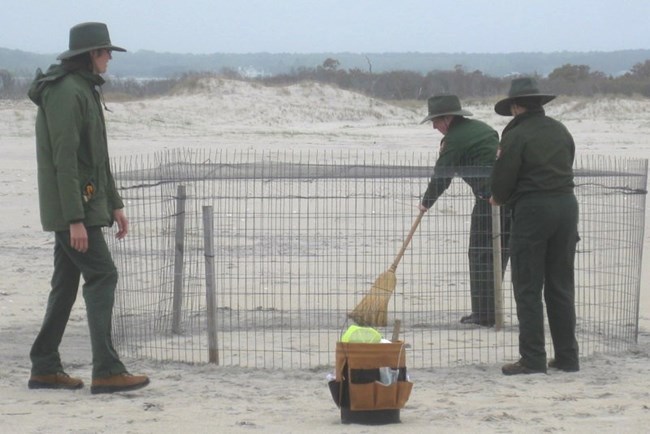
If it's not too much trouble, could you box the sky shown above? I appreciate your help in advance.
[1,0,649,55]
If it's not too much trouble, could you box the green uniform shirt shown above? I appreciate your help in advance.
[28,65,124,232]
[421,117,499,208]
[491,108,575,205]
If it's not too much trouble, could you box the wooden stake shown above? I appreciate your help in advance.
[492,205,504,331]
[203,206,219,364]
[391,319,401,342]
[172,185,186,335]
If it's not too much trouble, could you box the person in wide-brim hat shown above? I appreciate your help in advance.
[494,77,555,116]
[417,93,509,328]
[27,22,149,395]
[420,94,473,124]
[490,76,579,376]
[57,22,126,60]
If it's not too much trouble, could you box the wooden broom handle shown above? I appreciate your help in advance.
[389,209,425,272]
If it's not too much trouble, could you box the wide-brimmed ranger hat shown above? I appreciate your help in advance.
[420,95,473,124]
[494,77,556,116]
[57,22,126,60]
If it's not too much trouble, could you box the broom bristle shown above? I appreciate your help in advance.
[348,270,396,327]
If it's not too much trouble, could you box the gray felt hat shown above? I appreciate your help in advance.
[494,77,556,116]
[420,95,473,124]
[57,22,126,60]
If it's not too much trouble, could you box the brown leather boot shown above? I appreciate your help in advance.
[502,360,547,376]
[91,372,150,394]
[548,358,580,372]
[28,372,84,390]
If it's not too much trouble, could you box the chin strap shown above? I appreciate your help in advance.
[95,84,112,113]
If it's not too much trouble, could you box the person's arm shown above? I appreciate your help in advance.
[106,159,125,210]
[490,134,522,205]
[43,84,86,225]
[420,140,461,209]
[113,208,128,240]
[69,222,88,253]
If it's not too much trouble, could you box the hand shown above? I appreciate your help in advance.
[417,203,429,213]
[69,222,88,253]
[113,208,129,240]
[489,196,499,206]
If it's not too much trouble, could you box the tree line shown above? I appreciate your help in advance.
[1,60,650,100]
[256,59,650,100]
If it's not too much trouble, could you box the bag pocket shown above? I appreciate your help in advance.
[396,380,414,408]
[349,380,413,410]
[328,380,341,407]
[373,382,399,409]
[349,382,375,410]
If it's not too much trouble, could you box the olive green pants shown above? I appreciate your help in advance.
[510,193,579,371]
[30,227,126,379]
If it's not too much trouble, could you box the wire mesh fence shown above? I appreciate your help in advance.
[107,149,647,369]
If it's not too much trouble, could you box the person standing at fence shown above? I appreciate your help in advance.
[490,77,580,375]
[26,22,150,393]
[418,95,510,327]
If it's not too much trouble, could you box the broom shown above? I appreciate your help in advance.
[348,209,425,327]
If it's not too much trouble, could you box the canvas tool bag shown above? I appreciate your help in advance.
[334,341,413,411]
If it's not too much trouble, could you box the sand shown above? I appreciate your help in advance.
[1,79,649,433]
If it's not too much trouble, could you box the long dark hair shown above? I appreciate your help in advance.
[61,52,93,72]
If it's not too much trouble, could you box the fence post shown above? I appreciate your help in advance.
[492,205,504,331]
[172,185,186,334]
[203,205,219,364]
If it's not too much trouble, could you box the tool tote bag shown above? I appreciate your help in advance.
[334,341,413,411]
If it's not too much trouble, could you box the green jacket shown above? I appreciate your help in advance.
[421,117,499,208]
[28,64,124,232]
[490,108,575,206]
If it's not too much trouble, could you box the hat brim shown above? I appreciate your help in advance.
[57,44,127,60]
[494,94,556,116]
[420,109,473,124]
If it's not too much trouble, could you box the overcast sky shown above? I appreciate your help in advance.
[2,0,648,55]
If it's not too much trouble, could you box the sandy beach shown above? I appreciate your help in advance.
[1,79,649,433]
